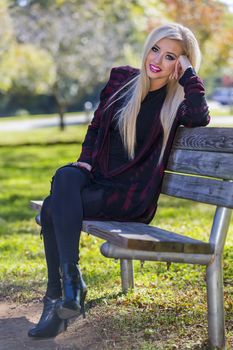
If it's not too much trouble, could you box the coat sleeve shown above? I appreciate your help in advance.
[176,67,210,127]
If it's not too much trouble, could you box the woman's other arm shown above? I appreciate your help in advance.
[175,56,210,127]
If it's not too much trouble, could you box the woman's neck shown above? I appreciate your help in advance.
[149,79,168,91]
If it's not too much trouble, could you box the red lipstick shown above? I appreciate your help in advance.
[149,64,161,73]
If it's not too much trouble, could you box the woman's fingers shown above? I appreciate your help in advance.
[170,60,180,80]
[72,161,92,171]
[170,56,192,81]
[72,161,79,166]
[175,60,181,79]
[178,55,192,72]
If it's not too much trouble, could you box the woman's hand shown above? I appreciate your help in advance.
[170,55,192,80]
[178,55,192,73]
[72,161,92,172]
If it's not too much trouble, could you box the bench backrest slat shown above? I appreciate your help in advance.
[161,127,233,206]
[167,149,233,180]
[161,173,233,208]
[173,127,233,153]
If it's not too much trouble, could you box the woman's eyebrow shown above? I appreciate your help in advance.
[154,44,178,58]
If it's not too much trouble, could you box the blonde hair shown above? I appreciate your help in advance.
[110,23,201,163]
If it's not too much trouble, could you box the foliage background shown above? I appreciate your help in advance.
[0,0,232,117]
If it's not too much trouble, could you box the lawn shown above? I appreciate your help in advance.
[0,124,233,349]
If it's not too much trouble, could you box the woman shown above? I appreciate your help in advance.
[28,23,210,338]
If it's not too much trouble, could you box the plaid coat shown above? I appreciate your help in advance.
[78,66,210,223]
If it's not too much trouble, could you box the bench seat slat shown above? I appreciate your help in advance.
[82,220,213,254]
[173,127,233,153]
[29,201,212,255]
[30,200,43,212]
[167,149,233,180]
[161,173,233,208]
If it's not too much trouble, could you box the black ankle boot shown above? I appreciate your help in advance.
[28,296,67,338]
[56,263,87,320]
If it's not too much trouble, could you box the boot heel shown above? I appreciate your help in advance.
[81,305,86,319]
[64,319,68,331]
[81,289,87,319]
[58,263,88,320]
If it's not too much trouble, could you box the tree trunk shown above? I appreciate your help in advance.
[58,103,66,131]
[53,85,67,131]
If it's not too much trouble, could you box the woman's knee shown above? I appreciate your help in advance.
[52,166,89,192]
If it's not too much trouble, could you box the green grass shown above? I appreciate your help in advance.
[0,123,87,146]
[0,125,233,349]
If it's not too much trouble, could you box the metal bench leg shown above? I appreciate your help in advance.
[120,259,134,293]
[206,206,232,349]
[206,254,225,349]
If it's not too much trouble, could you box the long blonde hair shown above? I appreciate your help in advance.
[111,23,201,162]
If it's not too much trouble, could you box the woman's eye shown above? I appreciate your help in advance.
[151,46,158,52]
[166,55,175,61]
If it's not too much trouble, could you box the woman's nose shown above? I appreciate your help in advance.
[153,53,162,64]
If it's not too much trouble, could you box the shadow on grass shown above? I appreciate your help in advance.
[86,290,125,311]
[0,200,41,222]
[0,140,82,148]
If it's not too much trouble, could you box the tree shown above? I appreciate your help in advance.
[10,0,145,129]
[0,0,15,93]
[8,43,56,94]
[13,0,232,121]
[0,0,56,113]
[9,0,166,128]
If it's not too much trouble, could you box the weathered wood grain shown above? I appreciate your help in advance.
[30,201,212,253]
[173,127,233,153]
[82,220,213,254]
[167,149,233,180]
[161,173,233,208]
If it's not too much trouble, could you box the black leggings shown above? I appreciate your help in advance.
[40,165,104,298]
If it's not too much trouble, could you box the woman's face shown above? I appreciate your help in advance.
[145,37,183,90]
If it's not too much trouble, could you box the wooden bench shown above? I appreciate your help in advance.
[30,126,233,350]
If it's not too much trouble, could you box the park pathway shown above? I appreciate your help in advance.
[0,113,233,131]
[0,113,89,131]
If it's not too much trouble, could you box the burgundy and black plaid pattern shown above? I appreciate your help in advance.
[77,66,210,224]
